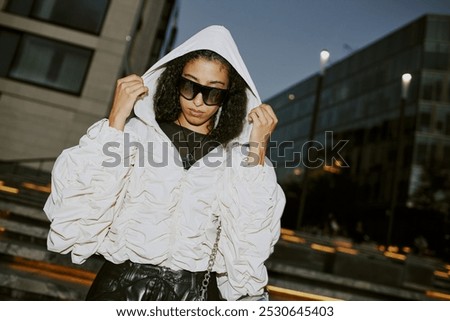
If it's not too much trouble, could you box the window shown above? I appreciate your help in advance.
[446,114,450,136]
[421,73,443,102]
[0,28,93,94]
[426,16,450,42]
[418,111,431,132]
[424,42,449,71]
[5,0,110,35]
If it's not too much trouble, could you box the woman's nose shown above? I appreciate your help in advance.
[193,92,204,106]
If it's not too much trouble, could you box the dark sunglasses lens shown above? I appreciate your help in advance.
[204,88,226,106]
[179,78,195,99]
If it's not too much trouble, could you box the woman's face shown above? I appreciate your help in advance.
[177,57,229,134]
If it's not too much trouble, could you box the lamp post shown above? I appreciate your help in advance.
[296,50,330,230]
[387,73,412,245]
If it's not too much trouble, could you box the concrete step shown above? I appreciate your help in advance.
[0,202,103,299]
[0,212,49,239]
[0,188,49,208]
[0,171,50,209]
[0,256,95,300]
[0,200,49,222]
[266,259,429,300]
[0,232,104,273]
[269,234,450,300]
[0,163,52,185]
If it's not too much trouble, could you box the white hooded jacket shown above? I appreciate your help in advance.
[44,25,286,300]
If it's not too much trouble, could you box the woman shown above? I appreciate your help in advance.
[44,25,285,301]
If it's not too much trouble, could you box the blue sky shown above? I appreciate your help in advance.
[175,0,450,101]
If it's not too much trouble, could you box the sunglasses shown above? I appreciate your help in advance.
[178,77,228,106]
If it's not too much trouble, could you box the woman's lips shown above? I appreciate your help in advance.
[189,109,204,117]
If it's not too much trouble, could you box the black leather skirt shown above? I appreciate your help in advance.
[86,260,221,301]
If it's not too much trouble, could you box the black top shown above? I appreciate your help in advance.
[158,121,220,170]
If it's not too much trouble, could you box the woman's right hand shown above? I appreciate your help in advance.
[108,74,148,131]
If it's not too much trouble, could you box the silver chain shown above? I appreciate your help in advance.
[199,221,221,301]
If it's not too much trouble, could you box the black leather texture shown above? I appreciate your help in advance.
[86,260,221,301]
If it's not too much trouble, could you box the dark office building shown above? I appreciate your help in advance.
[268,14,450,253]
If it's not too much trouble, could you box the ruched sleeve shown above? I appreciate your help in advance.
[44,118,140,264]
[216,146,285,300]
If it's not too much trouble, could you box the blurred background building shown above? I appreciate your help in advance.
[268,14,450,260]
[0,0,178,164]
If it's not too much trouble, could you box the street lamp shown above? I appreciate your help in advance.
[401,73,412,99]
[320,50,330,75]
[387,73,412,245]
[296,50,330,230]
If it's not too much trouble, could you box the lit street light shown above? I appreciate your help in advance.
[320,50,330,75]
[296,50,330,230]
[401,73,412,99]
[387,73,412,245]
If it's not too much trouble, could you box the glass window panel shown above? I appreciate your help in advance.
[8,33,92,94]
[0,29,21,76]
[5,0,109,34]
[426,18,450,41]
[446,75,450,103]
[445,113,450,136]
[5,0,34,15]
[444,145,450,161]
[418,112,431,131]
[424,42,450,71]
[421,74,443,101]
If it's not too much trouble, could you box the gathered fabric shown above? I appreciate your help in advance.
[44,118,285,300]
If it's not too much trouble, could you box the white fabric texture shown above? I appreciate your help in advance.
[44,25,285,301]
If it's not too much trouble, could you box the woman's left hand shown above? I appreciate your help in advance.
[247,104,278,165]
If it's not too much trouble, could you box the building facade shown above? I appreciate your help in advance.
[268,14,450,248]
[0,0,177,167]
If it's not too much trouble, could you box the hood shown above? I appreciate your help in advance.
[133,25,261,145]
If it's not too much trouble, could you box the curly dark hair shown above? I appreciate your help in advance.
[153,50,248,146]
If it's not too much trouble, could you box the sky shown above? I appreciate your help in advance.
[174,0,450,101]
